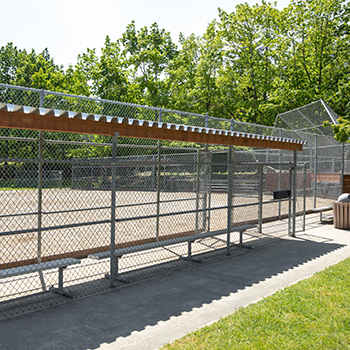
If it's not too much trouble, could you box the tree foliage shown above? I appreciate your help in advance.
[0,0,349,129]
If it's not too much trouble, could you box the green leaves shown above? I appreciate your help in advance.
[1,0,349,130]
[121,21,178,107]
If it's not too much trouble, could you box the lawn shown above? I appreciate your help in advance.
[162,257,350,349]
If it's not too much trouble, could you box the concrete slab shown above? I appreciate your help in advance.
[0,214,349,350]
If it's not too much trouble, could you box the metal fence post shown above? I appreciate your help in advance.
[40,89,44,108]
[288,166,292,235]
[206,151,212,233]
[226,146,233,255]
[314,135,318,208]
[341,142,345,194]
[230,119,235,225]
[258,164,263,233]
[37,89,44,263]
[303,163,307,231]
[156,110,162,241]
[278,130,282,219]
[292,149,297,237]
[110,132,119,287]
[37,131,43,263]
[195,149,200,235]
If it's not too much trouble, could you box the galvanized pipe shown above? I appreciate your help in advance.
[288,167,292,235]
[258,164,263,233]
[341,142,345,194]
[109,132,118,287]
[37,131,43,262]
[226,146,233,255]
[278,130,282,219]
[303,163,307,231]
[195,150,200,235]
[292,150,297,237]
[314,135,318,208]
[156,111,162,241]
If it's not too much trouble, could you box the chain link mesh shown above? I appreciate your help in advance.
[0,84,341,319]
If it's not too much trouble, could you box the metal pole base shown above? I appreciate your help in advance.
[49,266,73,297]
[179,256,202,263]
[49,286,73,298]
[235,243,252,249]
[105,273,129,284]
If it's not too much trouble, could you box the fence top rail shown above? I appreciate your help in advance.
[0,103,306,152]
[0,83,207,118]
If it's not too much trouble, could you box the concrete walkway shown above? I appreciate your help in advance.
[0,214,349,350]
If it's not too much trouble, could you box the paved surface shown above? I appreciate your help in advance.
[0,214,349,350]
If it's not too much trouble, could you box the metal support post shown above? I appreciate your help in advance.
[40,89,44,108]
[37,131,43,263]
[341,142,345,194]
[278,130,282,219]
[195,150,200,235]
[288,167,292,235]
[207,152,212,233]
[156,110,162,241]
[230,119,235,226]
[201,152,209,232]
[205,151,212,232]
[258,164,263,233]
[226,146,233,255]
[109,132,118,287]
[58,267,64,290]
[37,90,46,290]
[187,241,192,258]
[314,135,318,208]
[303,163,307,231]
[292,150,297,237]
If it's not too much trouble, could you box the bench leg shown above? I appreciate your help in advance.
[105,256,129,284]
[237,231,251,249]
[38,271,47,292]
[179,241,202,263]
[226,231,231,256]
[49,266,73,298]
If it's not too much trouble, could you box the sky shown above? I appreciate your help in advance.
[2,0,291,69]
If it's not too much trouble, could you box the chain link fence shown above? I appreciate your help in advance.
[0,83,337,319]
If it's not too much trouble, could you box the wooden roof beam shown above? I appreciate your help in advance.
[0,105,306,151]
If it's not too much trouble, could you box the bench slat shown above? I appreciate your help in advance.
[312,205,333,212]
[0,258,81,279]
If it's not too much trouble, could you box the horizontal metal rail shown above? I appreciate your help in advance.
[0,220,110,237]
[115,198,291,224]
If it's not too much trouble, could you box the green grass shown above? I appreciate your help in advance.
[162,258,350,350]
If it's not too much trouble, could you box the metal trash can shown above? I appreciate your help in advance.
[333,193,350,229]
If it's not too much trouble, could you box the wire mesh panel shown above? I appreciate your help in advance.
[0,84,315,320]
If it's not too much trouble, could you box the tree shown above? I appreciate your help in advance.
[218,2,281,124]
[167,33,201,113]
[267,0,350,117]
[14,48,66,91]
[0,43,25,84]
[121,21,178,107]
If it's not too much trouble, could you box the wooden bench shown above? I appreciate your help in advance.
[88,224,257,282]
[0,258,81,298]
[311,205,333,222]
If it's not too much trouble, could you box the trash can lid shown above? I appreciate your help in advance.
[337,193,350,202]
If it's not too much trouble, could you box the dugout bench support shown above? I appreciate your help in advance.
[0,258,81,298]
[89,224,257,282]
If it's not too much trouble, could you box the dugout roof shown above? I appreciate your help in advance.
[0,103,306,151]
